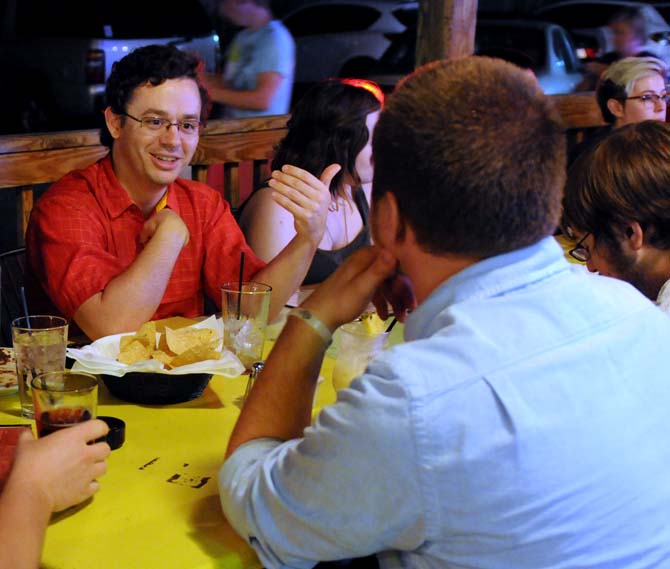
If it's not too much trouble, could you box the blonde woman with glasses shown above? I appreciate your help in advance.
[568,55,667,167]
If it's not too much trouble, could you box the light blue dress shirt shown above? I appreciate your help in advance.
[223,20,295,118]
[219,237,670,568]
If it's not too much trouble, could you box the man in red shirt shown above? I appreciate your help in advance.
[26,44,337,340]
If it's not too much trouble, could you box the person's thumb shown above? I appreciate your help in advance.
[320,163,342,189]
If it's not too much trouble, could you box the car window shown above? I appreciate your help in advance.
[375,23,548,75]
[374,28,416,74]
[15,0,213,39]
[539,4,633,28]
[283,5,381,36]
[552,28,579,72]
[392,6,417,28]
[476,26,547,70]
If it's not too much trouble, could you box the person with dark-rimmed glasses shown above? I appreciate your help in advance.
[24,44,336,341]
[563,119,670,314]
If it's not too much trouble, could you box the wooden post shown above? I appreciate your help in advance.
[17,187,33,244]
[416,0,478,66]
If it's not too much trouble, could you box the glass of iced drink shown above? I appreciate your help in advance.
[12,315,68,418]
[332,319,389,391]
[31,371,98,437]
[221,282,272,371]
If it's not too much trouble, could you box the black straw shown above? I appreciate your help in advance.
[237,252,245,319]
[20,286,31,330]
[385,317,397,334]
[20,286,39,385]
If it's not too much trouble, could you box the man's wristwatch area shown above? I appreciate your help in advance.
[287,308,333,347]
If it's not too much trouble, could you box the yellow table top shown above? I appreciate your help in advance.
[1,373,272,568]
[0,320,405,569]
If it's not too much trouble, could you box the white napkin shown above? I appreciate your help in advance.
[67,316,245,378]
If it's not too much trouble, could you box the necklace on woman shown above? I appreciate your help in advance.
[325,196,351,247]
[328,195,349,212]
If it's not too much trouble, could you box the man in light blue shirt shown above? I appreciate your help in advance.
[201,0,294,118]
[218,56,670,568]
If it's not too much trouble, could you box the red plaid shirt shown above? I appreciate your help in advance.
[26,156,265,322]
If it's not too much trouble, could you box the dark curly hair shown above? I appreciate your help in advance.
[271,78,383,195]
[100,44,210,148]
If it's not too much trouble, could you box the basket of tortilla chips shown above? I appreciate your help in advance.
[66,317,245,404]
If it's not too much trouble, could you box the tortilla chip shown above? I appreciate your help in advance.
[156,332,171,354]
[151,350,175,367]
[135,321,157,349]
[169,340,220,368]
[153,316,197,334]
[118,340,152,365]
[165,327,217,355]
[119,335,136,352]
[116,320,220,368]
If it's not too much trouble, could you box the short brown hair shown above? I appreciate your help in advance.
[562,120,670,250]
[372,56,566,257]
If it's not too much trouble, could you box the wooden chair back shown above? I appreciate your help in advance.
[0,94,606,248]
[0,247,26,346]
[0,115,289,243]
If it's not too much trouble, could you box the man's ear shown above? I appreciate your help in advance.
[607,98,625,120]
[625,221,645,251]
[371,191,405,248]
[104,107,122,140]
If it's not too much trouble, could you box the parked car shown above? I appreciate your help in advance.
[533,1,670,63]
[279,0,417,104]
[0,0,220,134]
[364,19,585,96]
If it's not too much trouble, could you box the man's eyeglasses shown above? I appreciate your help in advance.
[569,232,591,262]
[121,112,202,135]
[625,93,670,105]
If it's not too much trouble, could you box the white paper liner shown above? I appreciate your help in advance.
[67,316,245,378]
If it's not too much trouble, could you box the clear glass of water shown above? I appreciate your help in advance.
[221,282,272,371]
[12,315,68,418]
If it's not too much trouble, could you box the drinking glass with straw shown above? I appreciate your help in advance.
[11,287,68,418]
[221,252,272,372]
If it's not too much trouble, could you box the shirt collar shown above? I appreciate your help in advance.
[404,236,570,341]
[162,185,181,216]
[656,278,670,310]
[97,155,180,219]
[97,156,136,219]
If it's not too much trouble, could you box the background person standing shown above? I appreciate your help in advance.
[200,0,295,118]
[577,6,660,91]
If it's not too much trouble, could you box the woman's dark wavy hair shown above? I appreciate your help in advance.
[100,44,210,148]
[271,78,383,195]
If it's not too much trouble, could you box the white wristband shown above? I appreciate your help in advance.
[287,308,333,347]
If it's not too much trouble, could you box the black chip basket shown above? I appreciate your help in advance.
[101,372,213,405]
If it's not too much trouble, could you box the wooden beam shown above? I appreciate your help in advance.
[0,147,108,188]
[416,0,478,66]
[550,93,605,130]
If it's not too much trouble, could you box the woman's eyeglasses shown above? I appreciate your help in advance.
[625,93,670,106]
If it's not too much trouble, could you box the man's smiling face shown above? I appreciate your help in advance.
[110,77,201,196]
